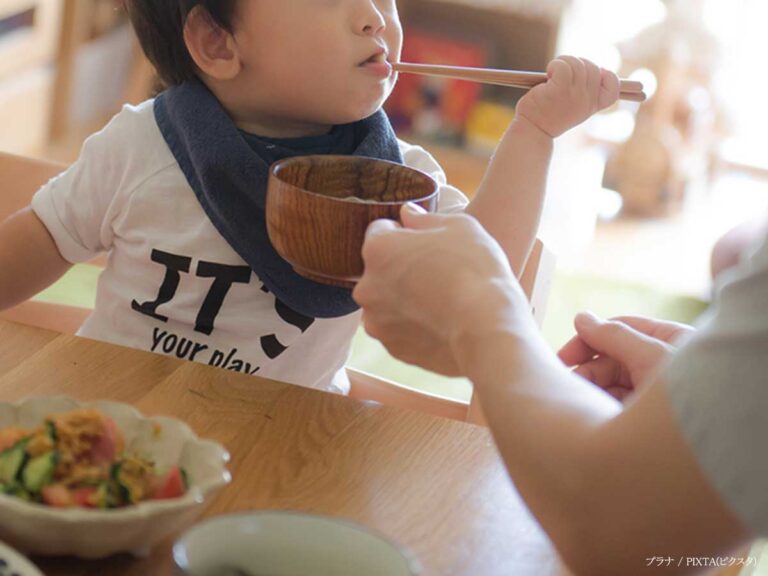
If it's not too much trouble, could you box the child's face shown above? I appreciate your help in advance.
[229,0,402,135]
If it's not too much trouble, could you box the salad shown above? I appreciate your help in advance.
[0,408,188,508]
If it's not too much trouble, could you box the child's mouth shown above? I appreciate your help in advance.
[358,51,393,80]
[364,53,387,65]
[359,51,388,66]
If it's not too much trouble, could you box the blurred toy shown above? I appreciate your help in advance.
[604,0,721,217]
[464,100,516,153]
[385,28,488,143]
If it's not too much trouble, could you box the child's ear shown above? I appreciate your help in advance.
[183,5,241,81]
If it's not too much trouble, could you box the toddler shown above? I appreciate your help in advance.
[0,0,619,392]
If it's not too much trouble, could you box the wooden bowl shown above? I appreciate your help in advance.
[266,155,439,288]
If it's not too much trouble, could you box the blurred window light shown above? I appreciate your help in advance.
[628,68,658,101]
[559,0,767,162]
[558,0,667,58]
[702,0,768,146]
[586,109,636,144]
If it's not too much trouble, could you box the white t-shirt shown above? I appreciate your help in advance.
[664,229,768,536]
[32,101,468,394]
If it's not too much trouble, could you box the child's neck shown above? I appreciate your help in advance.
[217,95,333,138]
[233,115,333,139]
[209,81,333,139]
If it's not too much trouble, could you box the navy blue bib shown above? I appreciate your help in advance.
[154,79,403,318]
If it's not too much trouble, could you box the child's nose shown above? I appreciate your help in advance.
[355,1,387,36]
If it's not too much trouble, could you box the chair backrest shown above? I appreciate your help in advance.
[520,238,556,328]
[0,151,555,425]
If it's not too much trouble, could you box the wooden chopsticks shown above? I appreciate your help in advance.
[393,62,647,103]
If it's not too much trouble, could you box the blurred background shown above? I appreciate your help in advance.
[2,0,768,403]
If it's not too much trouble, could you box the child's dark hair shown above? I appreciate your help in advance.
[124,0,238,87]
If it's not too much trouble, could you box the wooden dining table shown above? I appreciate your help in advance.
[0,317,568,576]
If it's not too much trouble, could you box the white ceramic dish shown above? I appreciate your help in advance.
[0,396,231,559]
[173,511,421,576]
[0,540,43,576]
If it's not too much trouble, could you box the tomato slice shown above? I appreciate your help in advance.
[72,486,98,508]
[90,416,124,464]
[41,484,74,508]
[152,466,186,500]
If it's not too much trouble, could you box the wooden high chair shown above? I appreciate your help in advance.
[0,151,555,425]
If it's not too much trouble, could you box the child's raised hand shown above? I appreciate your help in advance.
[515,56,620,139]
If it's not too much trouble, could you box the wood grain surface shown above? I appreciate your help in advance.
[0,318,567,576]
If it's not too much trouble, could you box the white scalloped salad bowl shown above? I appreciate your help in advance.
[0,396,231,558]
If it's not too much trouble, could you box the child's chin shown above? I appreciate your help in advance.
[334,104,384,124]
[355,97,389,120]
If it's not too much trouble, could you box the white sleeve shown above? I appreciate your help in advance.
[664,230,768,536]
[398,139,469,214]
[31,109,137,263]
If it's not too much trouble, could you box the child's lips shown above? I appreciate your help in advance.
[359,59,393,79]
[363,51,386,64]
[359,49,389,66]
[358,51,393,78]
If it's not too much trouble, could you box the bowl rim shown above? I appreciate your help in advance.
[268,155,440,206]
[0,539,44,576]
[0,396,231,522]
[173,509,423,575]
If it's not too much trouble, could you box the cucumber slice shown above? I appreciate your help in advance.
[0,441,28,484]
[111,462,132,505]
[45,420,58,443]
[93,481,121,509]
[22,451,58,493]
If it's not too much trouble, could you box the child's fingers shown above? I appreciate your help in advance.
[584,59,602,110]
[598,69,620,110]
[557,55,586,88]
[546,58,574,87]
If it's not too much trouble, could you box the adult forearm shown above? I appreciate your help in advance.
[0,208,72,310]
[462,329,620,491]
[454,319,624,569]
[465,118,553,275]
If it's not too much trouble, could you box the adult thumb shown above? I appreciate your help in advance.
[574,311,660,365]
[399,202,448,230]
[364,217,400,241]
